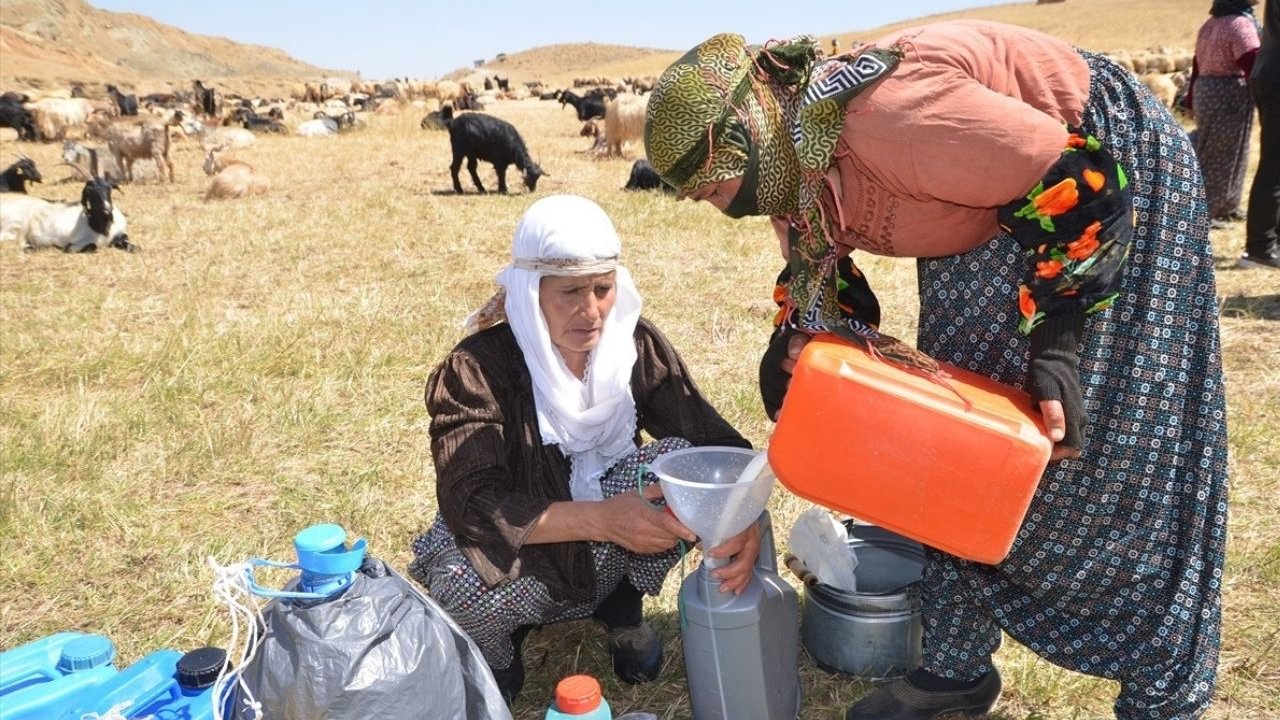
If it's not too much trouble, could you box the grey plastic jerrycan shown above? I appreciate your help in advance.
[678,510,801,720]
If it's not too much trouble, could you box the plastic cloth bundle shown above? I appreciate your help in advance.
[222,524,512,720]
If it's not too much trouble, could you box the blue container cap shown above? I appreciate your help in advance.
[294,524,366,576]
[57,634,115,672]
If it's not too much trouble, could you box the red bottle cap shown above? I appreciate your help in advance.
[555,674,602,714]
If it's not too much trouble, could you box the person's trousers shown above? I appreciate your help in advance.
[1246,78,1280,257]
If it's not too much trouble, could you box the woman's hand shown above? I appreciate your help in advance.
[705,523,762,595]
[1038,399,1083,462]
[759,331,812,421]
[598,488,698,555]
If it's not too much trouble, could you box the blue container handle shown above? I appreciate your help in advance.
[241,524,367,601]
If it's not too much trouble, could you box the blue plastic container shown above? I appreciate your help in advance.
[51,646,230,720]
[0,632,117,720]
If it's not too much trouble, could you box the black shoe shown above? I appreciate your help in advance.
[1238,252,1280,269]
[603,622,663,684]
[844,669,1002,720]
[490,625,534,705]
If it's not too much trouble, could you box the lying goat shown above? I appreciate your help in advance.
[623,159,672,192]
[0,178,134,252]
[0,156,42,193]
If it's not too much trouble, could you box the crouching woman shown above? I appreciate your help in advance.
[408,194,759,705]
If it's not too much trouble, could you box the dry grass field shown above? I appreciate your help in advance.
[1,3,1277,720]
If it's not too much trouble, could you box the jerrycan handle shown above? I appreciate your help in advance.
[755,510,779,575]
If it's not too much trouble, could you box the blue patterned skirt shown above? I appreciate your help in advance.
[913,52,1228,720]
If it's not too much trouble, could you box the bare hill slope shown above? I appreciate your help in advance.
[0,0,348,90]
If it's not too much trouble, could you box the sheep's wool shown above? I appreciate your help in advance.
[497,195,641,502]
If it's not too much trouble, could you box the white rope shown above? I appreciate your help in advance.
[207,557,265,720]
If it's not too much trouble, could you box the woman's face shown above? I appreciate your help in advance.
[687,176,744,213]
[539,272,618,366]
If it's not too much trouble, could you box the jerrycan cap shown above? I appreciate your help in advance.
[177,646,229,690]
[57,634,115,672]
[293,523,367,576]
[555,675,603,714]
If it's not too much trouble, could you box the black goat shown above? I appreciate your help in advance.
[623,159,671,192]
[0,95,36,141]
[193,79,218,116]
[420,104,454,130]
[230,106,287,133]
[448,113,546,194]
[105,84,138,116]
[0,156,42,193]
[558,90,605,121]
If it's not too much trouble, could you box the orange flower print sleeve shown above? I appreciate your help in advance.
[999,130,1133,335]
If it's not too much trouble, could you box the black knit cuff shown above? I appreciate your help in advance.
[1029,312,1085,358]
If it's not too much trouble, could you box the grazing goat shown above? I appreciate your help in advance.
[420,104,454,130]
[0,156,42,193]
[448,113,546,194]
[0,95,36,141]
[0,178,134,253]
[105,84,138,116]
[559,90,606,121]
[106,112,183,183]
[623,159,671,192]
[603,94,646,157]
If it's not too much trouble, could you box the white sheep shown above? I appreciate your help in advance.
[204,162,270,201]
[603,94,647,157]
[0,179,134,252]
[26,98,94,141]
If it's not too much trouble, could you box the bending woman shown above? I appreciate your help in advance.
[408,194,759,705]
[645,20,1228,720]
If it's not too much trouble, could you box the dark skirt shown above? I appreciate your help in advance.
[1192,75,1254,218]
[913,52,1228,720]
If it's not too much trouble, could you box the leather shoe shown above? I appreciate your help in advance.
[604,622,663,684]
[845,669,1002,720]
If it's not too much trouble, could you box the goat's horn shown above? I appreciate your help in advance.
[59,161,91,181]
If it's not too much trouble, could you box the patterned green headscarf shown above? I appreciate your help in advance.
[645,34,948,380]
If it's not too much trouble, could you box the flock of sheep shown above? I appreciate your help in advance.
[0,73,667,255]
[0,46,1195,256]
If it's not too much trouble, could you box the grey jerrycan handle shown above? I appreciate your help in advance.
[755,510,779,575]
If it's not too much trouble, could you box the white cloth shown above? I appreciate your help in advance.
[496,195,642,501]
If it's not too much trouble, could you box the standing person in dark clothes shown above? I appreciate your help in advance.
[1190,0,1262,225]
[1243,0,1280,267]
[408,194,760,706]
[645,19,1228,720]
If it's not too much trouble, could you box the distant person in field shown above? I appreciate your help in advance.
[1189,0,1262,225]
[645,20,1228,720]
[407,195,760,706]
[1243,0,1280,267]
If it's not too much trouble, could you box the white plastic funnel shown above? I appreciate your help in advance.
[650,447,775,567]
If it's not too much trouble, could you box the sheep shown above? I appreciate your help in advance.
[420,104,454,130]
[0,95,36,141]
[447,112,546,194]
[204,161,269,201]
[1141,73,1179,110]
[105,84,138,116]
[0,156,42,193]
[0,178,134,253]
[603,94,647,157]
[105,112,183,183]
[27,98,94,141]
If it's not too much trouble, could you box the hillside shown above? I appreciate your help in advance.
[0,0,349,92]
[467,0,1210,87]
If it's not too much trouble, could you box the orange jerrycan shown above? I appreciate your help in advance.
[768,335,1053,565]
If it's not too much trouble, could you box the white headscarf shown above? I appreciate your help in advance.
[489,195,642,501]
